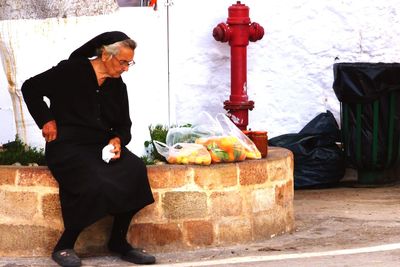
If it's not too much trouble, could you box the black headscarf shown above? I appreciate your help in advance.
[69,31,130,59]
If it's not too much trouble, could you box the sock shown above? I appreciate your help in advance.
[108,209,139,254]
[53,228,83,253]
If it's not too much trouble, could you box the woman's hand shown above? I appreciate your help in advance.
[42,120,57,142]
[108,137,121,160]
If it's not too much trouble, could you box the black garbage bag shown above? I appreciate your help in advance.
[333,62,400,104]
[332,63,400,172]
[269,111,345,189]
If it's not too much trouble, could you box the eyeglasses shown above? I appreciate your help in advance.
[113,55,135,67]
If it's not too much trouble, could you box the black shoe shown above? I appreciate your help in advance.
[121,247,156,265]
[51,249,81,267]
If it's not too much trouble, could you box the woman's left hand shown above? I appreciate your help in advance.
[108,137,122,160]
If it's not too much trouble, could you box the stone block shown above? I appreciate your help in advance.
[218,218,252,244]
[252,209,293,240]
[283,205,295,232]
[194,164,237,189]
[147,165,192,189]
[42,193,62,221]
[18,167,58,188]
[267,146,292,161]
[162,191,207,219]
[286,179,294,202]
[251,187,276,212]
[275,179,294,207]
[288,153,294,173]
[75,216,113,255]
[0,167,17,185]
[184,220,214,246]
[0,190,38,220]
[129,223,183,248]
[210,191,242,217]
[275,184,285,206]
[239,160,267,186]
[267,160,293,181]
[134,192,159,223]
[0,224,61,256]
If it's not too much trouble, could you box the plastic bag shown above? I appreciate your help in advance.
[215,113,261,159]
[195,135,246,163]
[166,112,224,146]
[167,112,261,160]
[153,141,211,165]
[157,112,261,164]
[166,127,202,147]
[269,111,345,189]
[194,112,261,161]
[333,62,400,104]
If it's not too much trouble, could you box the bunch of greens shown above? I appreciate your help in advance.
[142,124,169,165]
[0,136,46,166]
[141,124,195,165]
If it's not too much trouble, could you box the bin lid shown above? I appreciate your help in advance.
[333,62,400,103]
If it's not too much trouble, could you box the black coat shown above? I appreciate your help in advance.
[22,58,154,229]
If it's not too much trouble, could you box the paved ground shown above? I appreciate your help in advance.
[1,174,400,266]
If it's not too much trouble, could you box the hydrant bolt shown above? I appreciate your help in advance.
[213,23,230,43]
[249,22,264,42]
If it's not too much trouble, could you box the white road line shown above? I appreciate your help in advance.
[154,242,400,266]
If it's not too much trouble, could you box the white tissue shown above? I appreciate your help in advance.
[102,144,115,163]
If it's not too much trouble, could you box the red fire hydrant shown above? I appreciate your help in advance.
[213,1,264,130]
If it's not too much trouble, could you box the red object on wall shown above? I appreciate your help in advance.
[213,1,264,130]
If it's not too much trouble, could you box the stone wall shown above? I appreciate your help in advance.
[0,147,294,257]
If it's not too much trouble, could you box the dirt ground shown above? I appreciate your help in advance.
[261,183,400,252]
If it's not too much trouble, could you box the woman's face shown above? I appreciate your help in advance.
[103,46,134,78]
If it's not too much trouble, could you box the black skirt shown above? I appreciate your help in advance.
[45,127,154,229]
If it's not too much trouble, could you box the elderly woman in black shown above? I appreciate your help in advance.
[21,31,155,267]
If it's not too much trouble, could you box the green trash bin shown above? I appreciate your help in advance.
[333,63,400,185]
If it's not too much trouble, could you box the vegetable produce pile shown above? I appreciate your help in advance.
[152,112,263,165]
[166,143,211,165]
[196,136,246,163]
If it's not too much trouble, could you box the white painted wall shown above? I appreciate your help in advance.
[0,77,15,143]
[168,0,400,137]
[0,7,169,154]
[1,0,400,155]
